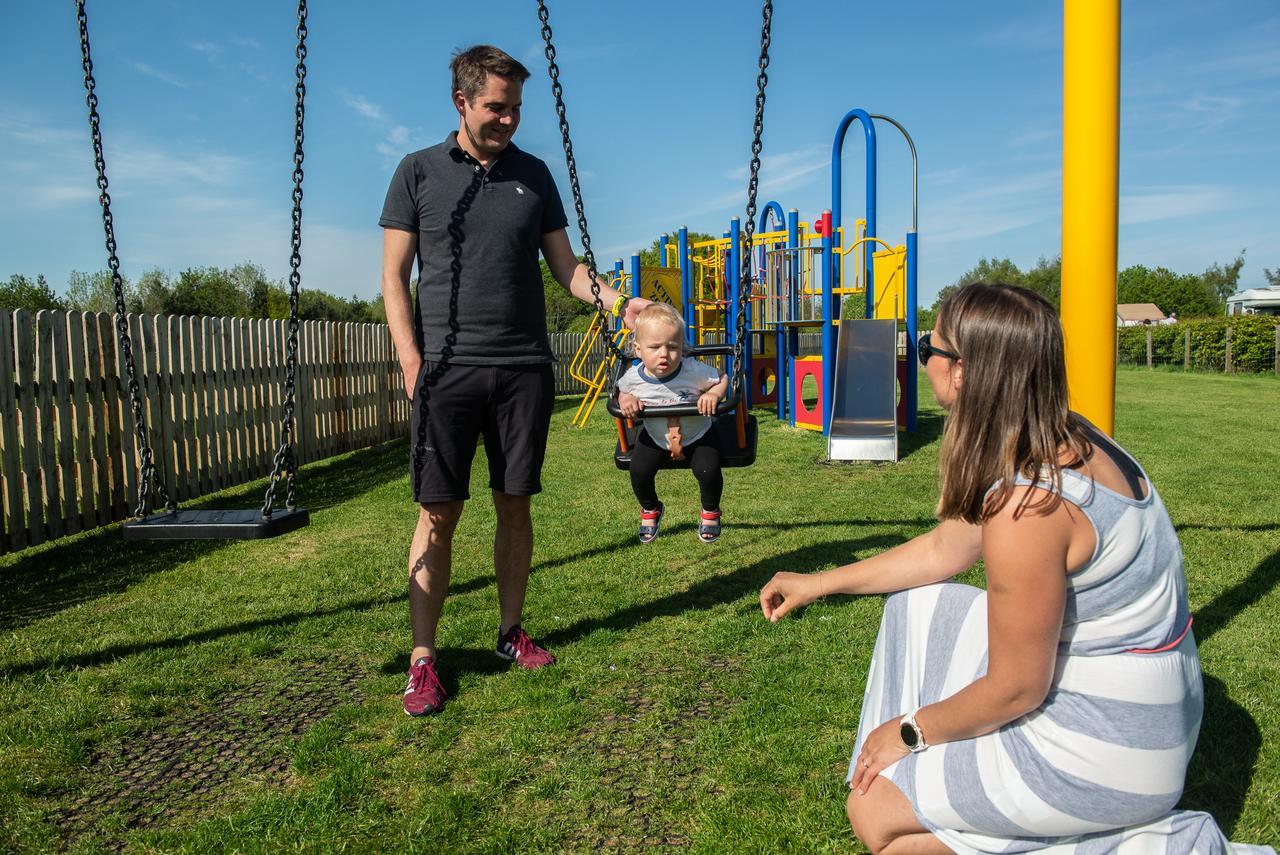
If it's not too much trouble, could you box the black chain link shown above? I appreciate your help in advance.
[76,0,174,517]
[731,0,773,399]
[535,1,626,365]
[262,0,308,517]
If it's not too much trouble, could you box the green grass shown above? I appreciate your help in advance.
[1,366,1277,852]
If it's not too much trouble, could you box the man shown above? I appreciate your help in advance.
[379,45,648,716]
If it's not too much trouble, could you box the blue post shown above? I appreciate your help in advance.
[630,254,641,302]
[659,233,669,268]
[820,211,835,435]
[783,208,800,424]
[678,226,692,344]
[728,217,741,398]
[905,230,918,431]
[831,108,877,318]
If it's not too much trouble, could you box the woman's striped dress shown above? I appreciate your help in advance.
[848,453,1275,854]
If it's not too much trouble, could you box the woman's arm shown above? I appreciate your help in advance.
[760,517,983,622]
[850,486,1070,792]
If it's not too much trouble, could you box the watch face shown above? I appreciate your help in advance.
[900,721,919,749]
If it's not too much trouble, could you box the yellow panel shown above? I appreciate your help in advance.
[638,266,684,312]
[872,245,907,320]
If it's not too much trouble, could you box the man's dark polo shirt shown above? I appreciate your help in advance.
[379,132,569,364]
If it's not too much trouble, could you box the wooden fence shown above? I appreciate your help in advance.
[0,310,421,554]
[0,311,642,554]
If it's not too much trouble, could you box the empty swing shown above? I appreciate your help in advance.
[75,0,311,540]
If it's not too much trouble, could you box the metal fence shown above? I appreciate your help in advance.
[1116,322,1280,374]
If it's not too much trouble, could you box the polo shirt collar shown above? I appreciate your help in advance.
[445,130,519,166]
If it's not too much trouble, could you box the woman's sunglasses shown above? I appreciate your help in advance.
[917,332,959,366]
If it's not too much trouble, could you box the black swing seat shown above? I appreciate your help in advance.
[605,343,758,471]
[611,412,758,471]
[123,508,311,541]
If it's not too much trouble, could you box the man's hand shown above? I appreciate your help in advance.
[621,297,653,330]
[402,355,423,401]
[618,391,644,419]
[697,390,721,416]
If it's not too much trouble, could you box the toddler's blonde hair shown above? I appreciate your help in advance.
[632,302,688,348]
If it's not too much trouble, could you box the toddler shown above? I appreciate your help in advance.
[616,303,729,543]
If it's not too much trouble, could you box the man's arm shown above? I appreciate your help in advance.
[381,228,421,398]
[541,228,650,328]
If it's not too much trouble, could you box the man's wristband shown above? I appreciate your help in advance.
[609,294,629,318]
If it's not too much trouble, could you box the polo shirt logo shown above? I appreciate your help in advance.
[516,186,524,194]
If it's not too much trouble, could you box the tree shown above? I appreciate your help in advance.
[1021,255,1061,308]
[1200,250,1245,301]
[1117,265,1221,318]
[933,257,1023,309]
[1264,267,1280,288]
[170,267,249,317]
[65,269,131,314]
[637,232,720,268]
[134,269,175,315]
[541,259,593,333]
[0,274,66,312]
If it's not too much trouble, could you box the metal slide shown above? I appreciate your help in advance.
[827,319,898,462]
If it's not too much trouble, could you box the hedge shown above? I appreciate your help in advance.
[1117,316,1279,372]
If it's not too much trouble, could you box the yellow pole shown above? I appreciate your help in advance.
[1062,0,1120,435]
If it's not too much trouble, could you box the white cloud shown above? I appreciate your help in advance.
[1119,185,1230,226]
[132,62,188,89]
[340,90,388,122]
[191,42,222,59]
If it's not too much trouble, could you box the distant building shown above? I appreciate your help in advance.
[1117,303,1166,326]
[1226,285,1280,316]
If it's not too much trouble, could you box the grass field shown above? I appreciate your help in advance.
[1,367,1277,853]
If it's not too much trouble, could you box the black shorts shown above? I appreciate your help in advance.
[409,362,555,504]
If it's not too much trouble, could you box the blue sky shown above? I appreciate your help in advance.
[3,1,1277,307]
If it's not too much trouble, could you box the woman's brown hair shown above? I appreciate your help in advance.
[934,283,1093,524]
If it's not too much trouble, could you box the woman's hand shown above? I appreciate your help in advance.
[849,717,911,795]
[759,571,824,622]
[697,390,720,416]
[618,392,643,419]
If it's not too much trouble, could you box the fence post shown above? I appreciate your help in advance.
[1146,327,1153,368]
[1275,325,1279,376]
[1184,329,1191,371]
[1224,326,1232,374]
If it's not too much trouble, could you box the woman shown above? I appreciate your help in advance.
[759,285,1273,854]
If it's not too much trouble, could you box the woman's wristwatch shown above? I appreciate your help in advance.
[900,710,929,753]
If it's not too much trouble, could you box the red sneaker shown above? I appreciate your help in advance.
[496,625,556,669]
[403,656,447,716]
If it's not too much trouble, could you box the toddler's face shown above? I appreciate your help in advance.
[634,321,683,378]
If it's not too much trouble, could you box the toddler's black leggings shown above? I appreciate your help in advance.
[629,427,722,512]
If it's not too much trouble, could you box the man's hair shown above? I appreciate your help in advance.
[450,45,530,102]
[933,283,1093,524]
[632,303,690,353]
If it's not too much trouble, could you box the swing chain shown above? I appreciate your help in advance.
[731,0,772,399]
[536,0,626,366]
[262,0,308,517]
[76,0,174,518]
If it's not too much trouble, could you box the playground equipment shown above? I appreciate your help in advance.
[75,0,311,539]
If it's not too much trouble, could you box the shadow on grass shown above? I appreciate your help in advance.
[896,410,945,461]
[1,594,401,679]
[535,533,906,649]
[1180,674,1260,837]
[447,517,935,598]
[0,440,408,634]
[1193,546,1280,646]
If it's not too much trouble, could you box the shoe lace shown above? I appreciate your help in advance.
[411,660,443,696]
[510,628,538,658]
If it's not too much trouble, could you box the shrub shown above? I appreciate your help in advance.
[1117,316,1278,372]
